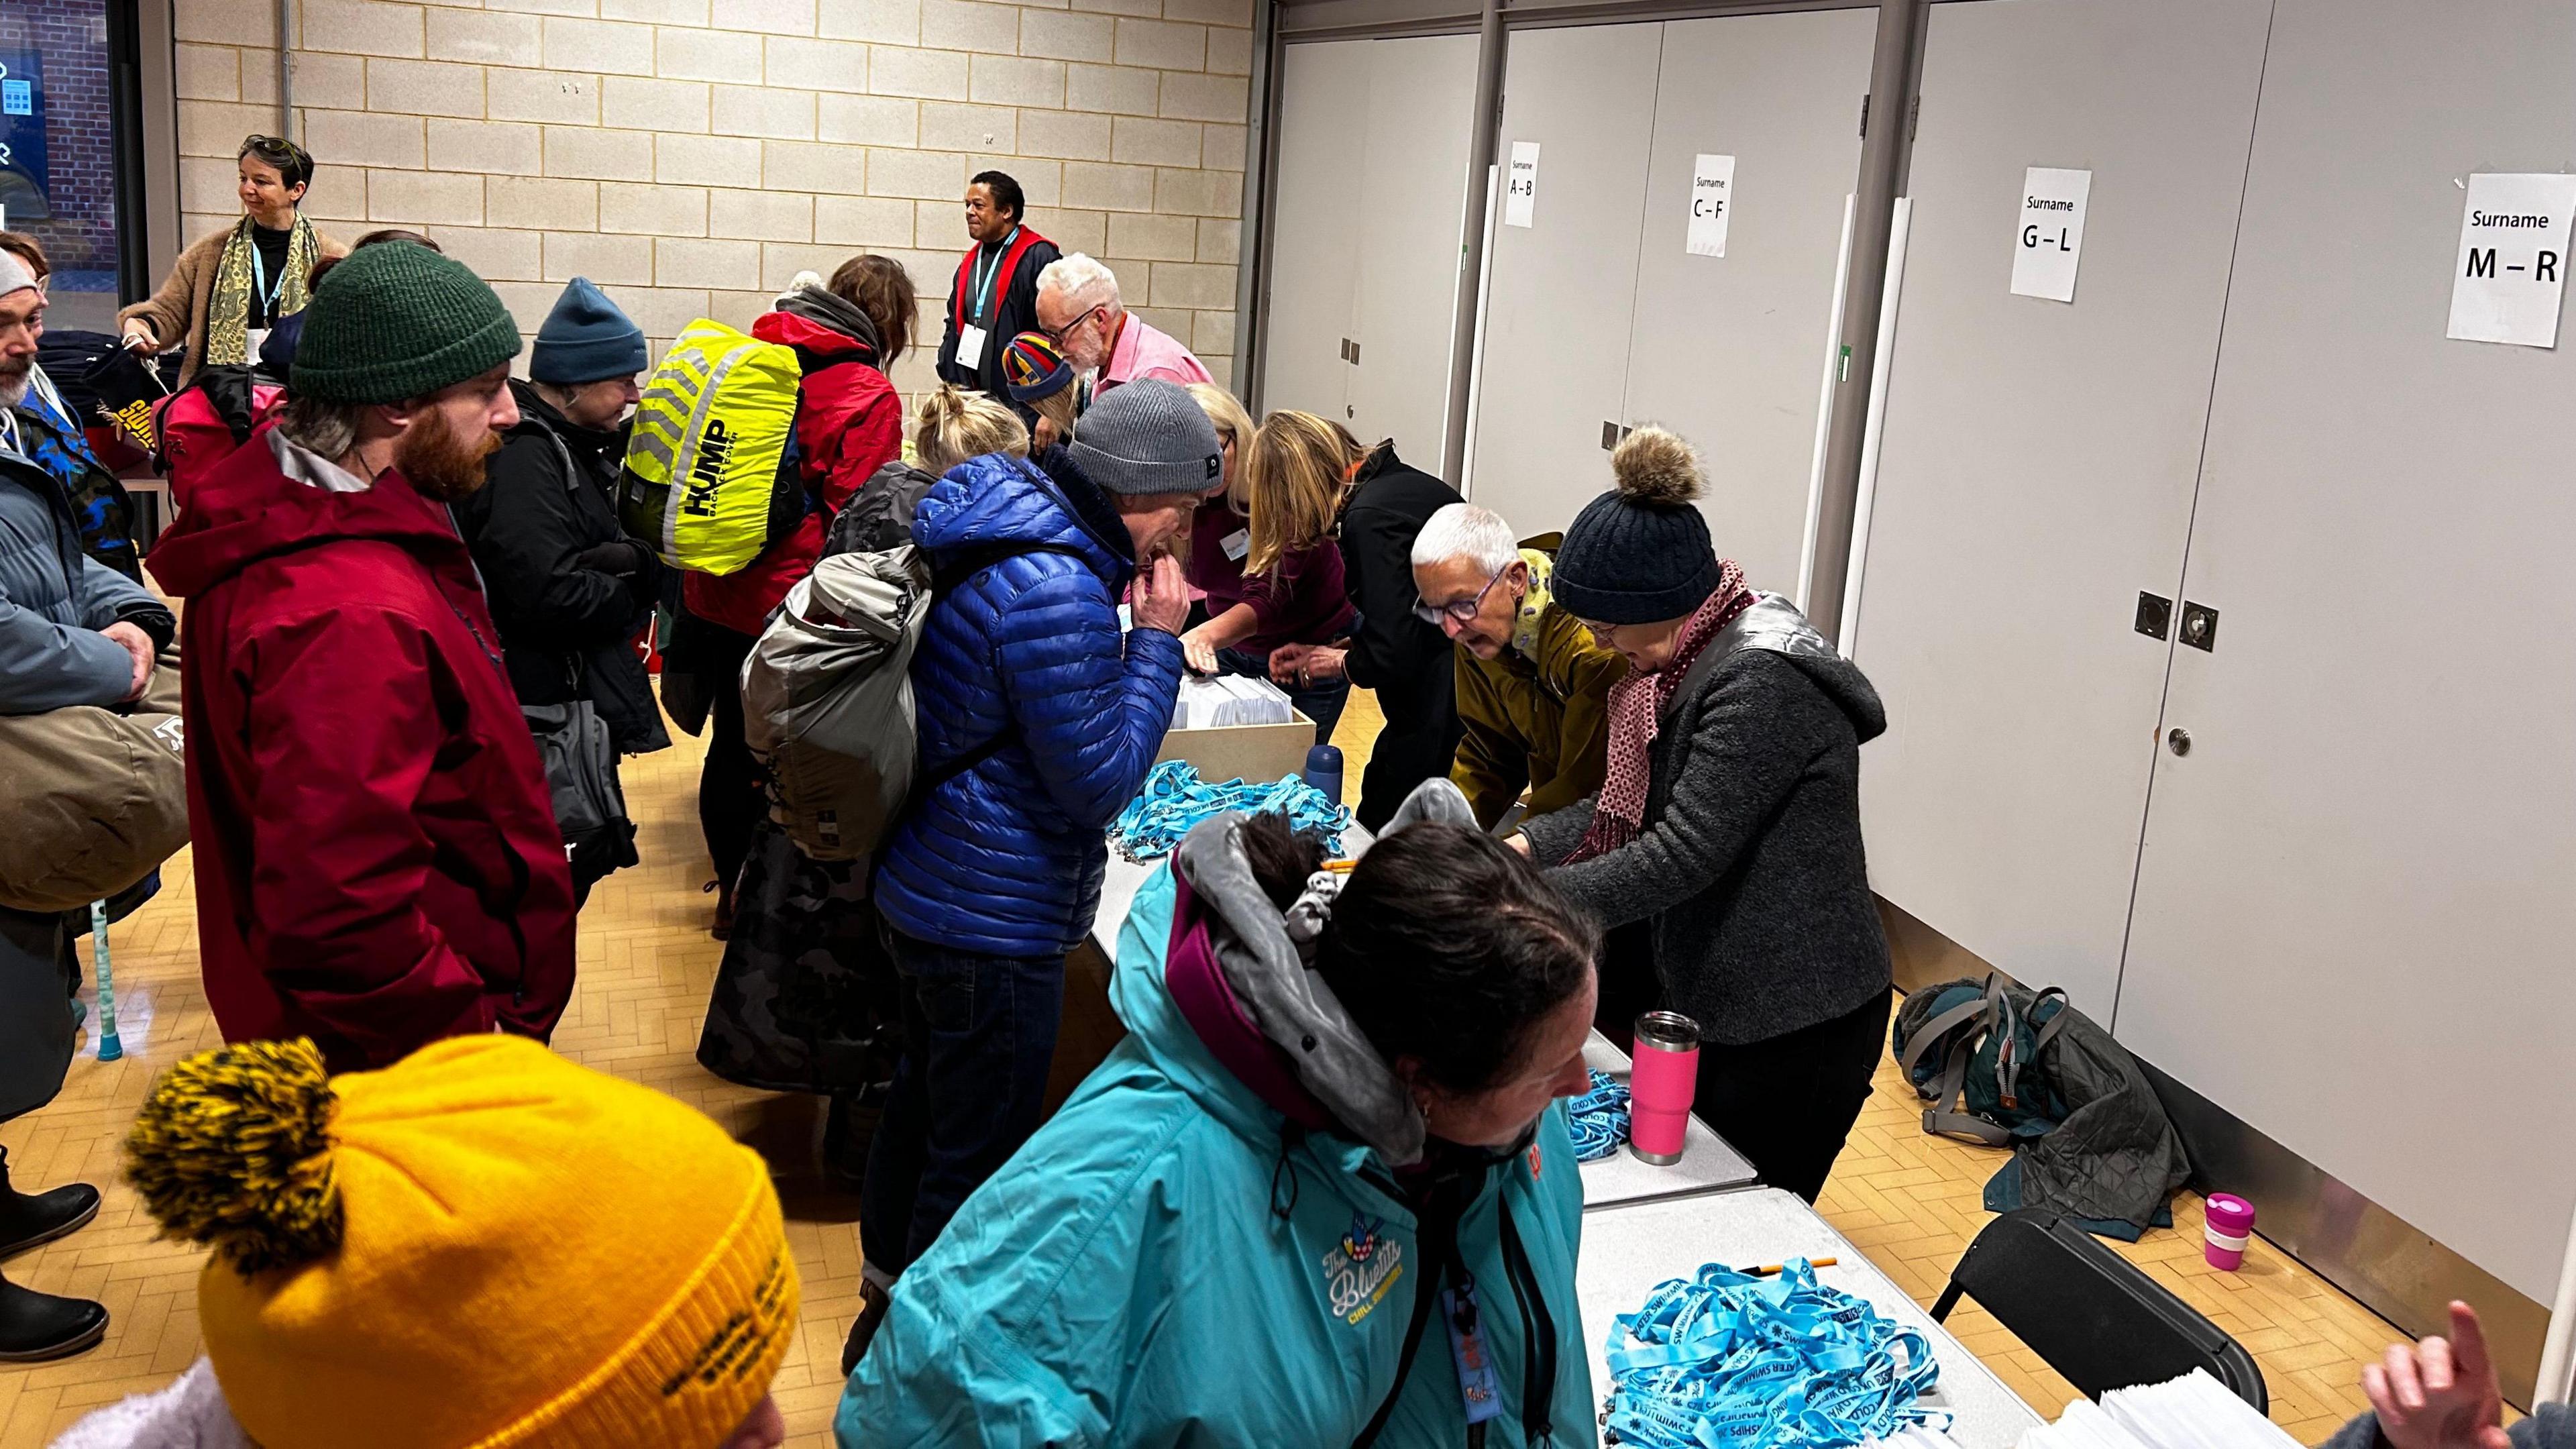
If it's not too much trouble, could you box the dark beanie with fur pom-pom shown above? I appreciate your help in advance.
[1552,427,1725,625]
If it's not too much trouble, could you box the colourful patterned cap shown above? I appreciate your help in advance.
[1001,331,1074,404]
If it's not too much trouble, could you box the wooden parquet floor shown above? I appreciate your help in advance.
[0,688,2394,1447]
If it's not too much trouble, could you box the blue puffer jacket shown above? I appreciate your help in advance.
[873,449,1184,957]
[0,442,169,716]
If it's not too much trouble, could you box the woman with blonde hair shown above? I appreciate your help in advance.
[828,384,1032,557]
[1243,412,1462,830]
[1176,389,1356,743]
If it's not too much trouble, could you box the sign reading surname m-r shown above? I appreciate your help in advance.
[1505,142,1540,229]
[2011,167,2091,303]
[1686,154,1735,258]
[2447,172,2576,348]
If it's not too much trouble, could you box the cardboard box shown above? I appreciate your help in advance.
[1155,711,1316,786]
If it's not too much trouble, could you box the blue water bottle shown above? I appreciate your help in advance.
[1302,744,1344,805]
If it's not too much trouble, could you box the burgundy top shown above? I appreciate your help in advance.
[1188,504,1358,657]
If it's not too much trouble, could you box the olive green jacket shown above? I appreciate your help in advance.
[1451,578,1626,832]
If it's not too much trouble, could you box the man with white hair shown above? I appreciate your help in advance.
[0,253,170,718]
[1034,253,1213,392]
[1410,501,1626,832]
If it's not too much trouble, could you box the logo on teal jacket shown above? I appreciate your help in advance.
[1323,1214,1405,1326]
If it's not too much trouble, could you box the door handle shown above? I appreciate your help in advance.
[2179,602,2218,652]
[2167,728,2192,757]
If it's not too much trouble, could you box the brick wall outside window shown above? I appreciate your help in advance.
[1,0,120,283]
[170,0,1252,394]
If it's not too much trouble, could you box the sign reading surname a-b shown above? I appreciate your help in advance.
[2447,172,2576,349]
[2011,167,2091,303]
[1505,142,1540,229]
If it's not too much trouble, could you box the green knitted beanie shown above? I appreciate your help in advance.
[290,242,523,405]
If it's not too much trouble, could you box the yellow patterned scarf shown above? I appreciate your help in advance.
[204,215,319,367]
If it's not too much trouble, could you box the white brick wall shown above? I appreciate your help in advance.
[171,0,1254,393]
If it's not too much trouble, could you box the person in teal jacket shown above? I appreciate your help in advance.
[835,779,1601,1447]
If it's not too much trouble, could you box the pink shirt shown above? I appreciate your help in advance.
[1102,314,1214,389]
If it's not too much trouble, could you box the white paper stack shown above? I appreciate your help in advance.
[2018,1371,2300,1449]
[1171,675,1296,730]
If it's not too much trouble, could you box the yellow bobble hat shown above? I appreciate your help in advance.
[125,1035,798,1449]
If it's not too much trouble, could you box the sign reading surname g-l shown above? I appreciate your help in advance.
[2447,172,2576,349]
[2011,167,2092,303]
[1505,142,1540,229]
[1686,154,1735,258]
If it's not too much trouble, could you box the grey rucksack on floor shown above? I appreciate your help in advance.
[1894,975,2192,1238]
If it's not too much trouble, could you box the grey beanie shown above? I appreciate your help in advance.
[1066,378,1224,496]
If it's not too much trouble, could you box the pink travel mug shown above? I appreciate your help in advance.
[2204,1193,2255,1271]
[1627,1012,1702,1165]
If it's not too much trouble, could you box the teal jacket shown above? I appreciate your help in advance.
[836,841,1596,1447]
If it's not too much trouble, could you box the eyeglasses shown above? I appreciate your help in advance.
[1413,564,1510,627]
[1043,304,1106,343]
[1572,616,1621,643]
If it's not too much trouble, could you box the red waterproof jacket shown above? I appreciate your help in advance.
[682,308,904,637]
[147,431,578,1072]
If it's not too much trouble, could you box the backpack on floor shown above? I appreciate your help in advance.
[741,523,1084,863]
[1891,972,2071,1145]
[621,319,809,576]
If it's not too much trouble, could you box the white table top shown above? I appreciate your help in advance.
[1576,1189,2043,1449]
[1577,1032,1761,1211]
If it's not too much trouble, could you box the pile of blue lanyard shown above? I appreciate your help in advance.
[1568,1069,1632,1162]
[1110,760,1350,862]
[1602,1260,1946,1448]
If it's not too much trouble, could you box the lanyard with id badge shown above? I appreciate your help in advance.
[955,227,1018,369]
[247,240,289,358]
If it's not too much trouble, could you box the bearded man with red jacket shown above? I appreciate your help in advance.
[680,258,909,934]
[148,241,576,1072]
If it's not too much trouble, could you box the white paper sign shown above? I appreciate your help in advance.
[2010,166,2092,302]
[1686,154,1735,258]
[2447,172,2576,348]
[1505,142,1540,229]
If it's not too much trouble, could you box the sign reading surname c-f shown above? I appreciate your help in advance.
[2447,172,2576,349]
[2011,166,2092,303]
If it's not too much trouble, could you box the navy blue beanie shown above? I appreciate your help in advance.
[530,276,647,385]
[1551,427,1724,625]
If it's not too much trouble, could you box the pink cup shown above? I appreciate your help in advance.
[2204,1193,2255,1271]
[1627,1012,1702,1165]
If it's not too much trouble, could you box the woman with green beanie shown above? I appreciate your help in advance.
[1507,426,1894,1203]
[119,135,348,386]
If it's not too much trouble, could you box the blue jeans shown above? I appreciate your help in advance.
[1216,645,1351,746]
[858,932,1065,1276]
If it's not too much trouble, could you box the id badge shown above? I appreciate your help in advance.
[1442,1283,1503,1425]
[246,327,270,359]
[1221,528,1250,561]
[957,322,990,366]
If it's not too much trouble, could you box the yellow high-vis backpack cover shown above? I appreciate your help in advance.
[621,319,804,576]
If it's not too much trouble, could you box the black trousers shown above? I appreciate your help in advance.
[1694,990,1891,1203]
[1591,920,1661,1049]
[1354,678,1461,834]
[694,623,762,894]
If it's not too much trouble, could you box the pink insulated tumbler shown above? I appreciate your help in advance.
[1627,1012,1702,1165]
[2204,1193,2255,1271]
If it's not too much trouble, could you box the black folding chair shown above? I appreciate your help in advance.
[1929,1208,2269,1412]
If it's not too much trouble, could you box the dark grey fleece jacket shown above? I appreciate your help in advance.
[2322,1404,2573,1449]
[1520,594,1891,1046]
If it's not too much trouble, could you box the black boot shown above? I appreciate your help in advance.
[0,1147,101,1260]
[838,1275,893,1377]
[0,1270,107,1361]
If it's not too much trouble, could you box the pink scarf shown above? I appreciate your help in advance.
[1565,563,1753,864]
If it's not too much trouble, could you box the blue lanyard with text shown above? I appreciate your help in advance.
[969,227,1018,325]
[249,233,288,322]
